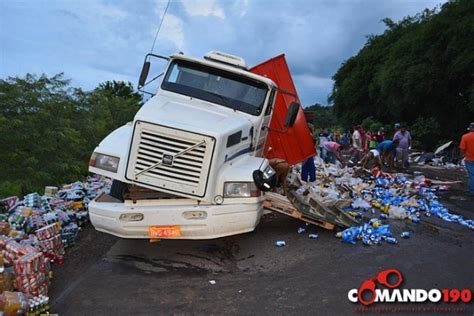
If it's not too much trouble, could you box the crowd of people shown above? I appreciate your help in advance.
[270,121,474,196]
[316,123,412,172]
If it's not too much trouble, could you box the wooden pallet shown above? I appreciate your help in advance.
[264,192,335,230]
[308,197,359,228]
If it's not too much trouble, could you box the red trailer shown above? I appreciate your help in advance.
[251,54,316,165]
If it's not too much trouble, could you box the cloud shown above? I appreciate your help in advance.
[0,0,446,105]
[156,14,186,51]
[180,0,225,19]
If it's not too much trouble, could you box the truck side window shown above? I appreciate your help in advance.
[265,88,276,116]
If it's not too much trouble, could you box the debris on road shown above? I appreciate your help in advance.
[275,241,286,247]
[0,175,110,314]
[265,156,473,246]
[297,227,306,234]
[410,141,464,169]
[401,231,411,238]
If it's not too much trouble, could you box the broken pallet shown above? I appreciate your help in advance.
[264,192,335,230]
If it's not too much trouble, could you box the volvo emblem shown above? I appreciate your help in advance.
[162,154,174,166]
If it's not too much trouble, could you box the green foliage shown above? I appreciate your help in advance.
[0,74,141,197]
[410,117,442,150]
[360,116,383,133]
[330,0,474,150]
[305,103,337,129]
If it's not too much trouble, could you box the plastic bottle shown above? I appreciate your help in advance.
[388,206,408,219]
[385,237,398,244]
[401,232,411,238]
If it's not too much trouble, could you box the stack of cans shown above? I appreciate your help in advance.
[2,240,37,265]
[23,193,41,209]
[35,223,65,263]
[61,223,79,248]
[40,197,52,214]
[13,251,49,296]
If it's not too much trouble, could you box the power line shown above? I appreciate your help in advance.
[150,0,171,54]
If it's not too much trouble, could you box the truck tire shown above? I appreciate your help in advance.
[109,180,129,201]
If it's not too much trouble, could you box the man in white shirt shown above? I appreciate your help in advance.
[352,127,362,150]
[350,125,363,163]
[360,149,383,169]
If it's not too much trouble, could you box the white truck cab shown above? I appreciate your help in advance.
[88,51,299,239]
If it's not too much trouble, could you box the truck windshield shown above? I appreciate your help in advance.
[161,59,268,116]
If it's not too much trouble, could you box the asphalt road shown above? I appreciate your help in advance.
[49,166,473,315]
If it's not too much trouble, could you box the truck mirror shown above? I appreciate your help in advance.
[138,61,151,87]
[252,169,277,192]
[284,102,300,127]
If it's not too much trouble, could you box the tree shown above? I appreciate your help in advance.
[0,75,142,197]
[305,104,337,129]
[330,0,474,150]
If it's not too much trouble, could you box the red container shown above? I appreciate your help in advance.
[251,54,316,165]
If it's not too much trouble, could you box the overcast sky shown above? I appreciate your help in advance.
[0,0,444,106]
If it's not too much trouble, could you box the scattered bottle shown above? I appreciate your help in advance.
[400,231,411,238]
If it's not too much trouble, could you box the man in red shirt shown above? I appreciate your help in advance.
[459,122,474,194]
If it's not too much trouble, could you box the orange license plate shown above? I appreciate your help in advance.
[148,225,181,238]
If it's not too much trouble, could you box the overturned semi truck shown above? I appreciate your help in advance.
[88,51,315,239]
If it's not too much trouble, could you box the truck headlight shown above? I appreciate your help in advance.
[89,152,120,173]
[224,182,261,198]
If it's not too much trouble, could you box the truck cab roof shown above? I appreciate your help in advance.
[169,52,277,89]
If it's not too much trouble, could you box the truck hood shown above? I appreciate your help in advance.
[134,94,253,136]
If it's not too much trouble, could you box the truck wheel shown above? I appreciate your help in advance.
[109,180,129,201]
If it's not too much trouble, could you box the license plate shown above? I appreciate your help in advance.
[148,225,181,238]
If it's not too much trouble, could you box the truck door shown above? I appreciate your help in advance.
[254,87,276,157]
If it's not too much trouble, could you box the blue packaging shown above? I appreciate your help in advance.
[385,237,398,244]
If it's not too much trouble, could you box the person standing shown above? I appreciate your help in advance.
[301,157,316,183]
[459,122,474,194]
[394,123,401,134]
[367,132,377,150]
[393,125,412,170]
[350,125,363,162]
[375,127,386,143]
[352,126,362,151]
[359,126,367,151]
[340,130,350,150]
[302,123,317,183]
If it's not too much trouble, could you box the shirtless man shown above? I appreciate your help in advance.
[269,158,290,194]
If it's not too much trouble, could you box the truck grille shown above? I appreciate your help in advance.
[136,132,206,184]
[126,121,215,198]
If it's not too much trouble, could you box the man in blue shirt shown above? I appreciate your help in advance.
[376,139,399,171]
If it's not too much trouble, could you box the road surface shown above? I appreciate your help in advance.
[49,166,473,315]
